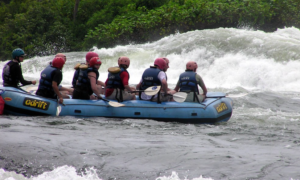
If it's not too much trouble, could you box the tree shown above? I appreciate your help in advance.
[73,0,80,21]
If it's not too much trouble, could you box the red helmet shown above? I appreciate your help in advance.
[154,58,167,70]
[52,57,65,69]
[118,56,130,68]
[186,61,198,71]
[162,57,169,69]
[55,53,66,61]
[89,57,102,67]
[86,52,99,63]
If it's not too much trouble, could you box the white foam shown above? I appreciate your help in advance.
[1,27,300,92]
[155,171,213,180]
[0,166,102,180]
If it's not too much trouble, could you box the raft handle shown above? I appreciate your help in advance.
[74,110,81,113]
[191,113,197,116]
[134,112,141,115]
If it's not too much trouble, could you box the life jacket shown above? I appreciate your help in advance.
[2,61,20,87]
[37,65,62,96]
[106,67,129,102]
[106,67,128,90]
[72,63,86,88]
[179,70,200,102]
[140,66,162,90]
[139,66,163,103]
[76,67,99,95]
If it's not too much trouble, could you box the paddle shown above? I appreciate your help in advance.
[100,98,125,107]
[169,92,188,103]
[92,94,125,107]
[131,86,161,96]
[56,103,62,116]
[24,86,38,94]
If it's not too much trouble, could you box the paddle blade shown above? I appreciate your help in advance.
[108,101,125,107]
[144,86,161,96]
[25,86,38,94]
[101,98,125,107]
[172,92,188,103]
[56,105,61,116]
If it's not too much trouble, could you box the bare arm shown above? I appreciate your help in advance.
[161,79,168,93]
[174,85,179,92]
[52,81,63,104]
[97,80,105,87]
[88,72,101,98]
[198,75,207,95]
[123,85,134,92]
[200,84,207,95]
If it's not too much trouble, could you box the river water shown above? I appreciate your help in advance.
[0,27,300,180]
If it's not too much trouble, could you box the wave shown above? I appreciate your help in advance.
[1,27,300,92]
[0,166,212,180]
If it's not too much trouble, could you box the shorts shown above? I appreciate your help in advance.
[36,89,57,99]
[106,88,135,101]
[72,88,91,100]
[185,92,204,102]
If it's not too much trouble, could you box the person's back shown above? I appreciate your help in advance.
[136,58,172,103]
[2,48,36,88]
[72,65,94,99]
[2,60,21,87]
[72,51,98,88]
[174,61,207,103]
[73,57,102,100]
[105,56,136,102]
[36,57,65,104]
[36,64,62,98]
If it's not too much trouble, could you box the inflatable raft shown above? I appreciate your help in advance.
[0,86,233,124]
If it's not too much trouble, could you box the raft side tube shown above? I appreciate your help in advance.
[206,92,226,98]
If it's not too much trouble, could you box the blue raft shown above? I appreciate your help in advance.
[0,87,233,124]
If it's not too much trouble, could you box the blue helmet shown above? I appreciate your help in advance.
[12,48,26,59]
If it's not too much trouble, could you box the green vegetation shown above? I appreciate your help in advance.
[0,0,300,60]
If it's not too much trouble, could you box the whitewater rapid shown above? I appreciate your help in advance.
[1,27,300,92]
[1,27,300,180]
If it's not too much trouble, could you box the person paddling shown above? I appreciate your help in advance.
[105,56,136,102]
[136,58,173,103]
[72,57,103,100]
[72,51,105,96]
[174,61,207,103]
[52,53,73,97]
[36,57,66,104]
[2,48,36,89]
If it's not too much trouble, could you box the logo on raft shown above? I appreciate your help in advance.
[214,102,228,113]
[4,97,12,101]
[23,97,50,110]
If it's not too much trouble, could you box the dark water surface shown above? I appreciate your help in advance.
[1,91,300,180]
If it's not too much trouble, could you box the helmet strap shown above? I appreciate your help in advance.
[15,57,20,63]
[120,64,128,69]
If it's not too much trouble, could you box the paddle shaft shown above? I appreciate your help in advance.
[131,86,161,96]
[92,93,125,107]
